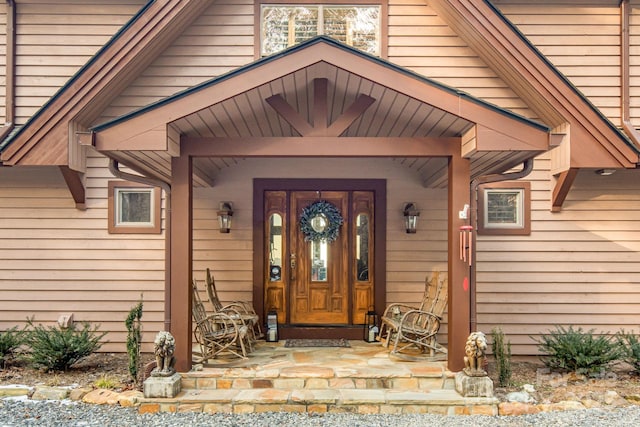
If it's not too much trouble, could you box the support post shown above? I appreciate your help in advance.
[170,154,193,372]
[448,155,471,372]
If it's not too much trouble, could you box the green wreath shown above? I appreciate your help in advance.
[300,200,344,243]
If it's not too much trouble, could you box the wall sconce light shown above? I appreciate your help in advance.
[217,202,233,233]
[595,169,616,176]
[403,202,420,234]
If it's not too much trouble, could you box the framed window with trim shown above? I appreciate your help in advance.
[257,1,387,58]
[478,181,531,235]
[108,181,161,234]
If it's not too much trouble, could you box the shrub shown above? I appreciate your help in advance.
[534,325,621,376]
[491,327,512,387]
[125,299,143,384]
[24,318,106,372]
[617,329,640,374]
[0,326,24,368]
[94,374,121,390]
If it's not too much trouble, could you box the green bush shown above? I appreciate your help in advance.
[491,327,512,387]
[0,326,24,368]
[24,318,107,372]
[125,299,143,383]
[534,325,621,376]
[617,329,640,374]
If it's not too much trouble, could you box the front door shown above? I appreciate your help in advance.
[264,189,374,329]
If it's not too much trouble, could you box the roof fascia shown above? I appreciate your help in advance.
[429,0,640,167]
[0,0,211,166]
[92,36,549,152]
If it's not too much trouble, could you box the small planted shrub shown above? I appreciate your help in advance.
[125,299,143,384]
[24,318,106,372]
[94,374,121,390]
[491,327,512,387]
[0,326,24,368]
[617,329,640,374]
[534,325,621,376]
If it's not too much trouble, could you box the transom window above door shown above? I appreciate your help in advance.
[260,4,381,56]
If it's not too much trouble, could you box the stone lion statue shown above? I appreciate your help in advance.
[463,331,488,377]
[151,331,176,377]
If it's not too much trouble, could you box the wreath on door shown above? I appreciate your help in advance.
[299,200,344,243]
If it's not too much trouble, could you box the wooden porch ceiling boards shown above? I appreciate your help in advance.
[93,38,549,187]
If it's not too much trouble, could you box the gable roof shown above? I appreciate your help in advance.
[85,36,550,187]
[1,0,636,175]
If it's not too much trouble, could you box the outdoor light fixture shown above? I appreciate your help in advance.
[217,202,233,233]
[403,202,420,234]
[595,169,616,176]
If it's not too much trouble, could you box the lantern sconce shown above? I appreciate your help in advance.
[403,202,420,234]
[217,202,233,233]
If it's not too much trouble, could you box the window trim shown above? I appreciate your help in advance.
[255,0,388,59]
[108,181,161,234]
[477,181,531,236]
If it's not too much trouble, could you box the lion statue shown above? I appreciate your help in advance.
[463,331,488,377]
[151,331,176,377]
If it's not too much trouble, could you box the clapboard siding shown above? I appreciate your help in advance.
[0,152,166,352]
[494,1,623,124]
[13,0,144,125]
[97,0,255,123]
[388,0,536,118]
[477,156,640,354]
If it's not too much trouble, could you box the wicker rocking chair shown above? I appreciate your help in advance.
[205,268,263,340]
[191,279,251,362]
[379,271,448,361]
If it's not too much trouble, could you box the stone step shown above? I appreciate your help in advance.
[138,388,499,415]
[181,365,454,391]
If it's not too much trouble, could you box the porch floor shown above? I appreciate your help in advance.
[138,340,498,415]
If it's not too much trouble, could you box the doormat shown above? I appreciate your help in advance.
[284,339,351,348]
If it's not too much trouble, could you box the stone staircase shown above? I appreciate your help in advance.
[138,341,498,415]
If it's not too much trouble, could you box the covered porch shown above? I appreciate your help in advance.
[87,37,550,373]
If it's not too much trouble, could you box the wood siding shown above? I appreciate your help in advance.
[0,151,165,352]
[13,0,144,125]
[477,158,640,354]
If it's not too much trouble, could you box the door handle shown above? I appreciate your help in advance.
[290,253,296,282]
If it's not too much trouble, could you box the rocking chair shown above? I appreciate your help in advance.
[379,271,448,361]
[205,268,263,340]
[192,279,251,362]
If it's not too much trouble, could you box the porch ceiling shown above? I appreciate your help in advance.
[91,37,549,188]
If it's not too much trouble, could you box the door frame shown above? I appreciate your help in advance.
[253,178,386,339]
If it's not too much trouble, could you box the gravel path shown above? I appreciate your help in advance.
[1,400,640,427]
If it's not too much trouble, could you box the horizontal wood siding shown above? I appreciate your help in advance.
[192,158,449,343]
[388,0,536,120]
[494,1,623,125]
[0,5,7,123]
[14,0,144,125]
[477,156,640,354]
[0,151,165,352]
[97,0,255,123]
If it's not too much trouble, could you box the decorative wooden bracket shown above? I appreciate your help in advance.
[266,78,375,137]
[59,166,86,210]
[551,168,578,212]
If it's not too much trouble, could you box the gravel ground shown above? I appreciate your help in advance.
[1,399,640,427]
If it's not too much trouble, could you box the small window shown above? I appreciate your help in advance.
[478,181,530,235]
[260,4,381,56]
[108,181,161,234]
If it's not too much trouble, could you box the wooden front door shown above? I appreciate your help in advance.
[290,191,349,324]
[264,189,374,328]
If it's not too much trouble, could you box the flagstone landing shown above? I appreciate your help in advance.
[138,340,498,415]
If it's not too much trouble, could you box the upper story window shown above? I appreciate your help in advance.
[260,4,381,56]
